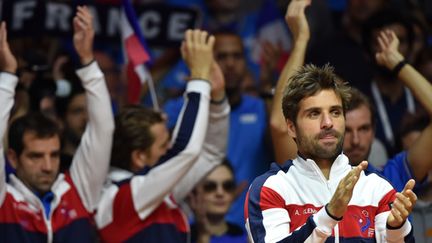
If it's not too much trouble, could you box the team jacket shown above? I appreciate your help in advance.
[0,62,114,243]
[245,154,414,243]
[95,81,230,243]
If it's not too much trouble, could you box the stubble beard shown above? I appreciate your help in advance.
[297,129,344,162]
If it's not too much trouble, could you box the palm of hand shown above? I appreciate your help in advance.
[210,63,225,91]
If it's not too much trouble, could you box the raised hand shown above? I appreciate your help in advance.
[73,6,94,65]
[327,161,368,219]
[260,40,282,86]
[285,0,311,42]
[387,179,417,228]
[181,29,215,81]
[0,22,17,73]
[209,62,225,101]
[375,29,405,70]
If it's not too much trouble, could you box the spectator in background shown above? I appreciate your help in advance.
[307,0,389,92]
[362,9,416,157]
[343,89,388,169]
[94,29,230,242]
[164,30,272,227]
[188,160,247,243]
[159,0,290,98]
[0,6,114,242]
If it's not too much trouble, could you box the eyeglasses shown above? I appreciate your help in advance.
[202,180,236,193]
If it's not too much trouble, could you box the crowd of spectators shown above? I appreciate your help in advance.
[1,0,432,242]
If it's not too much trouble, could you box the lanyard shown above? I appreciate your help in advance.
[371,82,415,146]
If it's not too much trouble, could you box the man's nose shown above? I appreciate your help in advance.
[321,113,333,129]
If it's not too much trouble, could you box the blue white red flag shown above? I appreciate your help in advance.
[121,0,158,108]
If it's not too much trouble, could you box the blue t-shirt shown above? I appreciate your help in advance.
[369,151,426,193]
[191,222,248,243]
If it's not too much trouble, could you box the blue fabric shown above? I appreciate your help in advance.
[124,224,187,243]
[160,60,189,93]
[191,222,248,243]
[163,96,185,130]
[0,223,47,242]
[381,152,412,193]
[34,191,54,219]
[225,95,273,227]
[369,151,427,193]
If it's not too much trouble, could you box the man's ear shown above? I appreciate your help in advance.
[7,149,18,169]
[131,149,147,171]
[286,119,297,139]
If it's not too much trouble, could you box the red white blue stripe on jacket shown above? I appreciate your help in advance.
[245,154,414,243]
[0,62,114,243]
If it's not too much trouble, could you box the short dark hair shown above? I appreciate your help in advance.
[8,112,61,156]
[346,88,377,129]
[282,64,351,123]
[110,105,165,171]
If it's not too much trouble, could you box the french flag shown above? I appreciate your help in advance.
[121,0,158,107]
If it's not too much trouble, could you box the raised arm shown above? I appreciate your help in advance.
[375,29,432,182]
[0,21,18,206]
[68,6,115,212]
[126,30,215,221]
[173,62,230,202]
[270,0,310,164]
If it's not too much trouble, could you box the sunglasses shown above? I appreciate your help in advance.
[202,180,236,193]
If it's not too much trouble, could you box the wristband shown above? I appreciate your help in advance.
[386,221,405,230]
[211,94,227,104]
[392,59,408,76]
[325,204,343,221]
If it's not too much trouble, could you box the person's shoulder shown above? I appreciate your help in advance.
[239,95,266,112]
[249,161,293,191]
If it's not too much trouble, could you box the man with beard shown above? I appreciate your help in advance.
[245,61,417,242]
[246,3,417,236]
